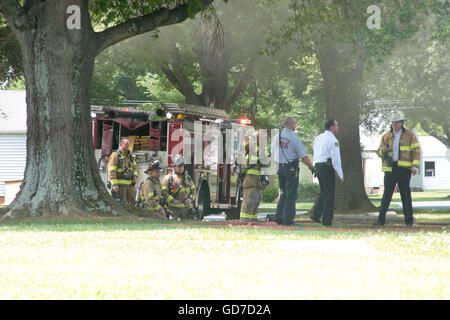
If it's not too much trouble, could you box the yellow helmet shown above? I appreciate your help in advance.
[390,110,406,122]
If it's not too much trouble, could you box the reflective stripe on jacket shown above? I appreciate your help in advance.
[377,127,421,172]
[161,172,196,208]
[140,177,162,211]
[107,149,138,187]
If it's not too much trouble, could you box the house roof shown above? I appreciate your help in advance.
[419,135,448,157]
[360,129,380,151]
[0,90,27,134]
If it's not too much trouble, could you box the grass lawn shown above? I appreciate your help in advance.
[260,190,450,211]
[368,190,450,202]
[0,217,448,300]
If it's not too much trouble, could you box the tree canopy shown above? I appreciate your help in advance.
[363,28,449,146]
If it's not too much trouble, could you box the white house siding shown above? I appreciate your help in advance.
[363,152,383,189]
[0,134,27,182]
[361,131,450,192]
[410,147,424,190]
[415,136,450,190]
[422,157,450,190]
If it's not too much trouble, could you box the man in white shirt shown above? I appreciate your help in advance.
[391,129,402,162]
[310,119,344,226]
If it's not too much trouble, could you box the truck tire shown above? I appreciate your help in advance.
[196,182,210,220]
[225,184,242,220]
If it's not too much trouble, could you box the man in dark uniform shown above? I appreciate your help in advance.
[310,119,344,226]
[271,117,315,226]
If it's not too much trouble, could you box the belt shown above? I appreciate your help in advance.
[279,163,298,167]
[316,158,332,166]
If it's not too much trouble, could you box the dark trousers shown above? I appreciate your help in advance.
[275,164,299,225]
[377,164,413,225]
[311,163,335,226]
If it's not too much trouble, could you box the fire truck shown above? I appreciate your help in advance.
[91,103,255,220]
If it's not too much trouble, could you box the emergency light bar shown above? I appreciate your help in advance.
[238,118,251,125]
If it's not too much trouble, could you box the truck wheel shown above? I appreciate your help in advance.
[196,183,210,220]
[225,186,242,220]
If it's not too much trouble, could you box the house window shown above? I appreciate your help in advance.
[424,161,435,177]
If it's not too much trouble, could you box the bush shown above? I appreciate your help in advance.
[298,183,320,201]
[262,187,279,203]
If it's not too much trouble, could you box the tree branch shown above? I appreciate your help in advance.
[220,57,255,113]
[94,0,214,55]
[160,60,199,105]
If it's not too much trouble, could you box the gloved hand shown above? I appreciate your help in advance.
[310,167,317,178]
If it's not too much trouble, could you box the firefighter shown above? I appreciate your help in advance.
[374,110,420,227]
[137,160,168,219]
[161,155,196,220]
[310,119,344,226]
[240,130,270,222]
[107,139,138,205]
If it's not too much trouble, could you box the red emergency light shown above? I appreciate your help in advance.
[238,118,252,125]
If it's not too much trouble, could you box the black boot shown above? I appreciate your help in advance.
[266,214,282,224]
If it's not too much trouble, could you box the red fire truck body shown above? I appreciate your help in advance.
[91,103,254,219]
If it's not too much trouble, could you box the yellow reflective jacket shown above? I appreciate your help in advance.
[242,147,271,189]
[161,172,196,209]
[377,127,421,172]
[140,176,162,211]
[107,148,138,187]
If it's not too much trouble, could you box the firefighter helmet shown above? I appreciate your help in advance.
[390,110,406,122]
[173,155,186,166]
[145,160,162,174]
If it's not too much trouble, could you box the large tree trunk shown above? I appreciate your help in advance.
[314,41,377,213]
[4,0,120,218]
